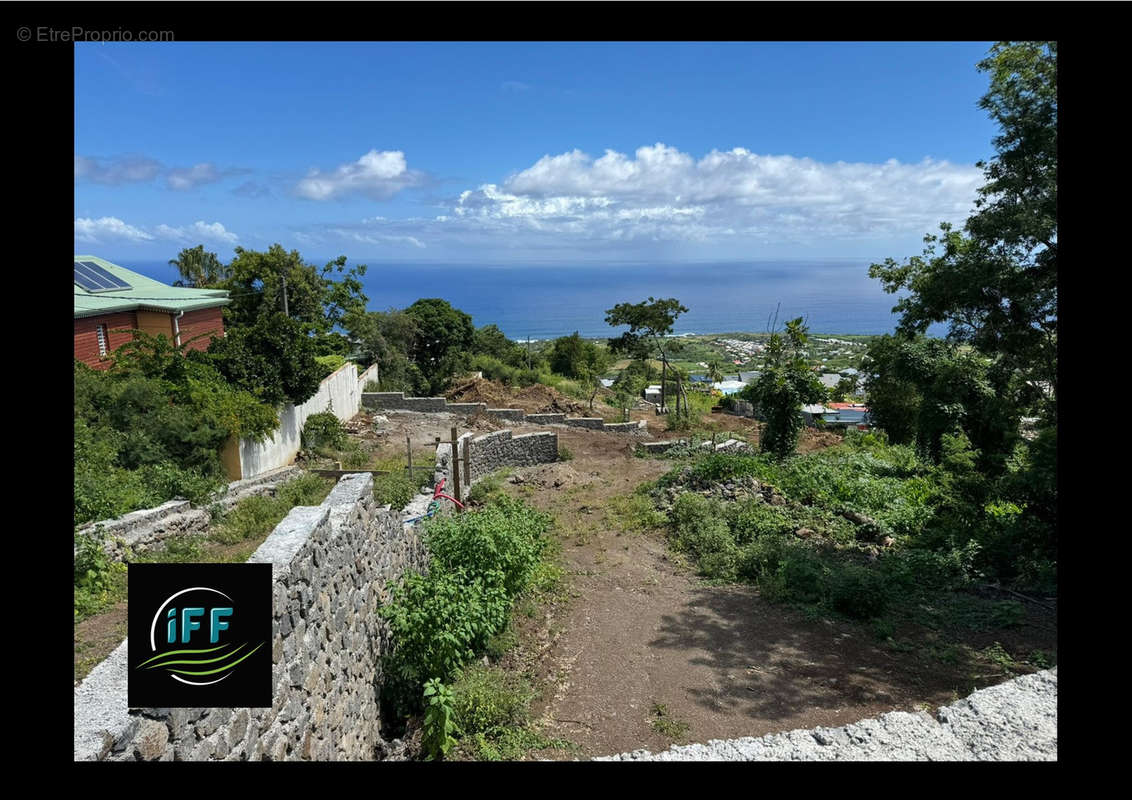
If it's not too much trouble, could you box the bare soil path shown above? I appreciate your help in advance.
[494,424,1054,760]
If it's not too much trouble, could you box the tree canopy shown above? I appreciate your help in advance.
[170,245,229,288]
[605,297,688,361]
[404,298,475,394]
[221,245,368,338]
[201,312,323,407]
[868,42,1057,418]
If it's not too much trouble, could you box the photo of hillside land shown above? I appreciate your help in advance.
[74,40,1056,762]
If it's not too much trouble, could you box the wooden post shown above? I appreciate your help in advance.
[406,434,413,480]
[462,436,472,499]
[450,426,462,511]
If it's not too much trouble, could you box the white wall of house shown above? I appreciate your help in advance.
[237,362,363,479]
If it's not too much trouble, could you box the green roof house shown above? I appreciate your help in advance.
[74,255,229,369]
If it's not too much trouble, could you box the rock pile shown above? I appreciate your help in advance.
[653,468,787,511]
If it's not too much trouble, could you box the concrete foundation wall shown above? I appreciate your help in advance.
[238,364,364,480]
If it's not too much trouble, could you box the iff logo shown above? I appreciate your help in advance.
[129,563,271,708]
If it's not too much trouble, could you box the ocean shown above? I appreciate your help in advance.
[124,260,943,340]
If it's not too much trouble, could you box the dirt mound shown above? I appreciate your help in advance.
[446,377,585,415]
[798,428,844,453]
[513,383,586,414]
[509,462,589,491]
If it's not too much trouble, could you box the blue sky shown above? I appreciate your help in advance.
[75,41,998,264]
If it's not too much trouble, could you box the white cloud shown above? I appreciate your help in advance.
[155,220,239,244]
[445,143,984,247]
[295,149,424,201]
[74,216,155,242]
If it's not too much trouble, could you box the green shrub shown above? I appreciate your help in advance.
[314,354,347,377]
[211,475,332,545]
[467,469,511,506]
[379,497,552,719]
[364,380,381,392]
[74,527,126,620]
[736,536,790,582]
[665,410,692,431]
[425,496,550,597]
[762,550,826,604]
[338,441,371,469]
[74,528,113,591]
[374,472,417,510]
[450,664,533,736]
[275,473,333,506]
[212,495,285,544]
[669,493,738,580]
[829,564,890,620]
[557,444,573,461]
[421,679,458,760]
[302,411,346,451]
[380,569,510,717]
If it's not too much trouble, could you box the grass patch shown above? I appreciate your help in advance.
[467,468,514,507]
[211,474,333,545]
[648,703,690,741]
[605,492,667,534]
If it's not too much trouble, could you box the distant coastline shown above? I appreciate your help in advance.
[117,259,946,341]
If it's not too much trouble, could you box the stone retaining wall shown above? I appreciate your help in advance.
[76,466,306,561]
[597,669,1058,761]
[74,473,427,761]
[433,428,558,501]
[361,392,648,435]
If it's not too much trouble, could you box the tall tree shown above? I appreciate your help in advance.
[605,297,689,414]
[345,307,425,393]
[741,318,825,459]
[868,42,1057,419]
[169,245,228,288]
[222,245,368,337]
[404,298,474,394]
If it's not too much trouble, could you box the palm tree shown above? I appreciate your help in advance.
[170,245,228,288]
[707,360,724,384]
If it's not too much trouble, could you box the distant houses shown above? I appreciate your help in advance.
[820,402,871,428]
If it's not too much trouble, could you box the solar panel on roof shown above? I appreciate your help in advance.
[73,260,131,293]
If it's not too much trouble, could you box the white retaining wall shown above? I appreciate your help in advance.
[238,363,364,480]
[357,363,379,393]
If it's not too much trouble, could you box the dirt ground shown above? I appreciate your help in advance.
[446,377,591,416]
[486,425,1055,760]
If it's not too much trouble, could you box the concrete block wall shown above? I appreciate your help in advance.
[361,392,647,435]
[564,417,607,430]
[486,408,525,422]
[75,473,427,761]
[433,428,558,501]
